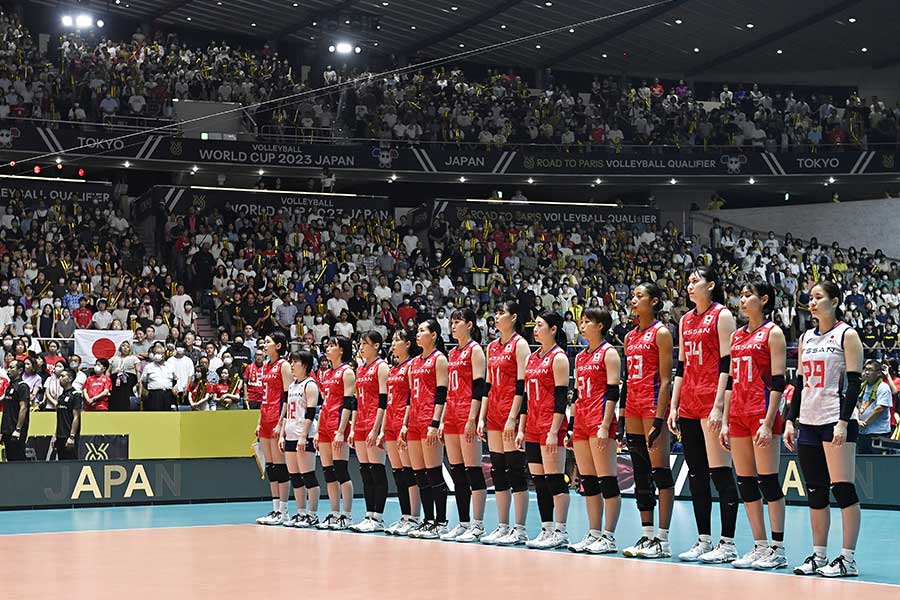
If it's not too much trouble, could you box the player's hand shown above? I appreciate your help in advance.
[278,436,285,452]
[782,421,796,452]
[399,426,408,450]
[375,432,385,448]
[65,436,75,449]
[367,428,378,448]
[476,418,485,442]
[647,417,665,448]
[503,417,517,443]
[616,415,625,442]
[564,430,574,450]
[313,434,320,451]
[332,431,344,452]
[707,404,724,433]
[426,426,439,447]
[597,424,610,451]
[464,418,477,443]
[832,420,848,447]
[514,430,525,450]
[719,424,731,451]
[255,424,261,438]
[347,430,355,447]
[754,422,772,448]
[11,430,20,441]
[545,432,558,454]
[667,405,680,436]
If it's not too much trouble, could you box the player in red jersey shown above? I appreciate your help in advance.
[621,282,674,559]
[668,266,740,563]
[402,319,449,539]
[243,349,266,409]
[314,336,356,530]
[381,330,421,536]
[440,308,487,543]
[478,301,531,546]
[721,281,787,570]
[255,331,293,526]
[566,308,622,554]
[350,331,391,533]
[518,311,571,550]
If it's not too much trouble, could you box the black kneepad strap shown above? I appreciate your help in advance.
[580,475,601,497]
[273,463,290,483]
[506,451,529,493]
[757,473,784,502]
[832,482,859,508]
[414,469,430,489]
[333,460,351,483]
[302,471,320,489]
[651,467,675,490]
[710,467,738,501]
[290,472,305,489]
[736,475,762,503]
[450,463,468,489]
[546,473,568,496]
[600,476,620,499]
[807,484,830,509]
[265,463,276,482]
[489,451,510,491]
[322,465,337,483]
[466,466,487,491]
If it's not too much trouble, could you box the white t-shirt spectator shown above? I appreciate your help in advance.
[91,310,114,330]
[129,94,147,114]
[100,96,119,115]
[326,296,348,319]
[165,354,194,393]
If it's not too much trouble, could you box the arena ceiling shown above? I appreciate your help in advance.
[38,0,896,76]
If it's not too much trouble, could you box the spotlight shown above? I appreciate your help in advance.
[258,169,265,176]
[354,46,361,54]
[56,163,63,170]
[123,161,131,168]
[527,177,534,184]
[748,177,755,184]
[55,157,62,164]
[594,178,602,184]
[33,165,41,174]
[191,165,199,173]
[8,161,15,167]
[328,45,335,53]
[390,174,397,181]
[784,192,790,201]
[828,177,836,184]
[96,19,104,28]
[458,176,466,182]
[670,178,677,184]
[75,14,93,28]
[336,42,352,54]
[61,15,74,27]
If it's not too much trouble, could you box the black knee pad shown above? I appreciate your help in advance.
[506,451,528,493]
[757,473,784,502]
[466,466,487,491]
[651,467,675,490]
[403,466,416,487]
[272,463,290,483]
[687,467,712,496]
[450,463,468,490]
[600,476,620,499]
[546,473,568,496]
[265,463,276,482]
[627,434,655,511]
[426,466,447,490]
[333,460,350,484]
[290,472,305,489]
[798,443,831,509]
[302,471,320,489]
[489,451,510,492]
[359,463,373,486]
[414,469,430,489]
[580,474,601,497]
[736,475,762,503]
[710,466,737,497]
[322,465,337,483]
[807,484,830,509]
[832,482,859,508]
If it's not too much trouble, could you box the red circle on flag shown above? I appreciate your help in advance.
[92,338,117,360]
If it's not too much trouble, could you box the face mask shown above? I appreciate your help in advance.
[24,327,34,335]
[71,363,80,370]
[153,353,164,362]
[6,299,13,306]
[94,365,104,374]
[155,319,163,325]
[224,358,233,366]
[2,340,11,348]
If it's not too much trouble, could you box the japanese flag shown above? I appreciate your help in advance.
[74,330,134,367]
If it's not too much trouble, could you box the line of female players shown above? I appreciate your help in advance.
[257,272,863,577]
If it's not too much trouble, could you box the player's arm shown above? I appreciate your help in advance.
[477,344,491,425]
[298,383,319,439]
[712,309,736,423]
[549,352,570,441]
[840,328,864,424]
[372,362,390,435]
[765,327,787,430]
[655,326,673,420]
[602,347,622,432]
[467,344,486,425]
[670,314,687,415]
[430,354,449,426]
[508,338,530,425]
[337,369,356,437]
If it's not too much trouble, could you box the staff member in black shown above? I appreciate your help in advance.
[55,368,83,460]
[1,360,31,461]
[141,343,178,411]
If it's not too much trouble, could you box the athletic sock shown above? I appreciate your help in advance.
[841,548,855,561]
[772,531,784,548]
[602,530,615,540]
[699,534,712,543]
[515,524,526,532]
[555,522,567,534]
[657,528,669,542]
[642,525,654,539]
[754,539,768,548]
[541,521,552,531]
[342,511,351,518]
[272,499,279,511]
[813,545,827,559]
[279,501,288,514]
[590,529,603,537]
[720,536,734,544]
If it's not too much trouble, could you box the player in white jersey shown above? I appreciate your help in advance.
[279,350,321,528]
[784,281,863,578]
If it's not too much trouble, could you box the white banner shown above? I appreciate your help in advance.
[73,330,134,366]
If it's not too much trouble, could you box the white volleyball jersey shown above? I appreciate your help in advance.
[285,378,318,441]
[799,321,856,426]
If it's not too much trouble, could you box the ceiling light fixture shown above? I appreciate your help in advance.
[776,49,783,54]
[848,17,856,23]
[674,19,682,24]
[746,23,754,28]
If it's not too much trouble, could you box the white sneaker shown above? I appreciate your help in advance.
[817,556,859,578]
[300,514,319,528]
[256,510,279,525]
[637,537,671,558]
[384,518,405,535]
[481,525,510,545]
[752,546,787,570]
[356,517,384,533]
[350,517,372,532]
[699,541,738,564]
[732,545,768,569]
[396,518,420,536]
[526,528,551,549]
[534,530,568,550]
[622,536,653,557]
[586,534,618,554]
[456,523,485,543]
[495,527,528,546]
[282,513,304,527]
[317,514,339,529]
[568,532,600,553]
[418,522,446,540]
[407,520,432,538]
[331,515,352,530]
[793,553,828,575]
[440,523,469,541]
[678,539,713,561]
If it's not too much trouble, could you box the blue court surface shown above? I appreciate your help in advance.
[1,496,898,587]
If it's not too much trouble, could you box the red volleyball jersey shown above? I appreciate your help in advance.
[356,358,385,429]
[680,303,725,416]
[624,322,665,404]
[487,333,522,404]
[261,358,286,417]
[387,358,413,422]
[244,362,265,402]
[448,340,477,406]
[575,342,612,421]
[730,322,775,417]
[524,346,567,441]
[409,350,441,426]
[320,363,352,432]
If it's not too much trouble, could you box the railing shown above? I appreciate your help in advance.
[13,116,179,134]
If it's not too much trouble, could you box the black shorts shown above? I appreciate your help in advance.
[284,438,315,453]
[525,441,543,465]
[797,420,859,446]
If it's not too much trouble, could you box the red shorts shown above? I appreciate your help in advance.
[486,395,513,431]
[443,397,472,436]
[383,406,405,442]
[573,416,617,442]
[258,415,280,439]
[624,397,658,419]
[354,418,376,443]
[525,423,567,446]
[730,412,783,438]
[406,422,429,442]
[679,392,716,420]
[318,425,336,444]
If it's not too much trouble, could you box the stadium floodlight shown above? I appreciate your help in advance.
[328,45,335,53]
[75,14,93,28]
[336,42,353,54]
[61,15,74,27]
[96,19,104,28]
